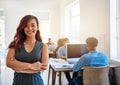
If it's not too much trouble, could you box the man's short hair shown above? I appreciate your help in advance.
[86,37,98,47]
[48,38,51,40]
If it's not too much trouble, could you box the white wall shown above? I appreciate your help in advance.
[49,1,61,43]
[1,0,110,55]
[80,0,110,56]
[0,0,60,47]
[60,0,110,56]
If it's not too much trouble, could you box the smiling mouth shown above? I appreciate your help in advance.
[27,31,34,34]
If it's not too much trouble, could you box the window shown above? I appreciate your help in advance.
[0,8,5,49]
[0,8,5,66]
[63,0,80,43]
[110,0,120,61]
[30,10,50,43]
[40,20,50,42]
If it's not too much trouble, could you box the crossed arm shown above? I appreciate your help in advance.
[6,44,49,74]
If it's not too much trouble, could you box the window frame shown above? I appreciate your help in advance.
[62,0,80,43]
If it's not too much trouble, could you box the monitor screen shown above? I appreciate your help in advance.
[66,44,88,58]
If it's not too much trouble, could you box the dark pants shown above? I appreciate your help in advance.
[64,71,71,82]
[68,72,83,85]
[109,68,115,85]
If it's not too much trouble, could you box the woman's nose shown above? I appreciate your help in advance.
[28,26,32,30]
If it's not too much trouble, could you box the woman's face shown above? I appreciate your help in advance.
[24,19,38,37]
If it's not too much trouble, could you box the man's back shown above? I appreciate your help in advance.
[72,51,109,72]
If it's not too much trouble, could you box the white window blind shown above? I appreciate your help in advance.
[63,0,80,43]
[0,8,5,49]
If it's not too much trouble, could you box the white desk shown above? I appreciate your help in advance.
[48,58,120,85]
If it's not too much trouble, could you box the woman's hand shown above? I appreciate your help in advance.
[30,61,41,71]
[40,63,48,70]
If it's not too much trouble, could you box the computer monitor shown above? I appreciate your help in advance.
[66,44,88,58]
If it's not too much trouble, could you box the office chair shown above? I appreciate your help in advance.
[83,66,109,85]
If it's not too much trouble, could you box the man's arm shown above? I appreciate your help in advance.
[72,55,86,72]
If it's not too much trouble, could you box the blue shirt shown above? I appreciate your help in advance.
[58,46,66,57]
[47,42,56,53]
[72,51,109,72]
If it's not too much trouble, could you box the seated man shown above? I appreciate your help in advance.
[46,38,56,54]
[68,37,109,85]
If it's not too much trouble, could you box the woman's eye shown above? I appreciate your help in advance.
[32,24,37,28]
[31,24,35,27]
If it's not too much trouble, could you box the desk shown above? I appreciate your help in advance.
[48,58,72,85]
[48,59,120,85]
[51,65,72,85]
[49,52,56,59]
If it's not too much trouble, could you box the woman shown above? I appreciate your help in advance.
[57,38,72,82]
[6,15,48,85]
[53,38,64,58]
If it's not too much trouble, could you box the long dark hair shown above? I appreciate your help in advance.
[9,15,42,49]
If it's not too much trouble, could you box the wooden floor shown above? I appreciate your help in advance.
[0,66,68,85]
